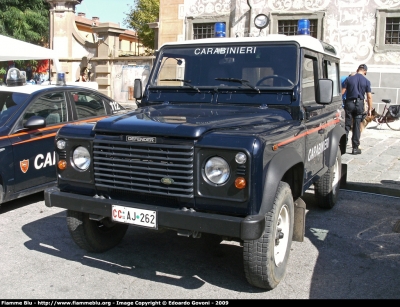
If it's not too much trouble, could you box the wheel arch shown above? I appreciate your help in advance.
[327,125,346,167]
[259,147,304,216]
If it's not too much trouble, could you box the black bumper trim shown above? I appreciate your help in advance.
[44,187,265,240]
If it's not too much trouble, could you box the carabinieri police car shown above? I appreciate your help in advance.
[44,16,347,290]
[0,67,127,205]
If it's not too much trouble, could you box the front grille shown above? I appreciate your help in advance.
[93,139,194,197]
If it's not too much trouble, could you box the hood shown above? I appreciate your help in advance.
[94,104,292,138]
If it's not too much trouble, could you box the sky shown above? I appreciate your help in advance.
[76,0,134,28]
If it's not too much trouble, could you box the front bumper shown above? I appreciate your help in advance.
[44,187,265,240]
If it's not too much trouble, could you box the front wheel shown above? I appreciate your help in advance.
[385,116,400,131]
[243,181,294,290]
[314,146,342,209]
[66,210,129,253]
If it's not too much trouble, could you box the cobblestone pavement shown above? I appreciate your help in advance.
[342,120,400,196]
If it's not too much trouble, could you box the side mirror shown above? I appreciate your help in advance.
[316,79,333,104]
[134,79,142,100]
[24,116,46,129]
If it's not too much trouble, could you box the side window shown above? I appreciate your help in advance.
[302,57,316,105]
[23,92,67,126]
[325,60,340,97]
[71,91,107,119]
[0,93,20,127]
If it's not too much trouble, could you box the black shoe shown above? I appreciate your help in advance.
[352,148,361,155]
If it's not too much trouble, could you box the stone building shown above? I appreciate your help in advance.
[157,0,400,112]
[46,0,153,105]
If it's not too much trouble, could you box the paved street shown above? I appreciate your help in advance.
[342,120,400,197]
[1,118,399,300]
[0,188,399,299]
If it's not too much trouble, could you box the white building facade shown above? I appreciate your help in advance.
[158,0,400,112]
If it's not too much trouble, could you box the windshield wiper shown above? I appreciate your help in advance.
[160,79,200,92]
[215,78,260,93]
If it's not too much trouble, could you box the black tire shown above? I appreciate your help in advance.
[66,210,128,253]
[314,147,342,209]
[243,181,294,290]
[385,116,400,131]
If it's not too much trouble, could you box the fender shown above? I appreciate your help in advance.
[327,124,346,168]
[258,147,303,216]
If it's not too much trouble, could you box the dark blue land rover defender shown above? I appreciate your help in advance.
[45,19,346,290]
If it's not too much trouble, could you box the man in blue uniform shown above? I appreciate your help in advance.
[341,75,347,108]
[341,72,356,107]
[341,64,373,155]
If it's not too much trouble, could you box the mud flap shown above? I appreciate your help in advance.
[293,197,306,242]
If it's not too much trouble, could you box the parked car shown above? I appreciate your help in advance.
[0,67,128,205]
[44,18,346,290]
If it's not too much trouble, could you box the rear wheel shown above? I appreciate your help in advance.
[66,210,128,253]
[385,116,400,131]
[243,181,294,290]
[314,147,342,209]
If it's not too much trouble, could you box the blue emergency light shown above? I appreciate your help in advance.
[214,22,226,37]
[57,72,66,86]
[297,19,310,35]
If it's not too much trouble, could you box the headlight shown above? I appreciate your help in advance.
[204,157,230,185]
[73,146,90,170]
[56,139,66,150]
[235,152,247,164]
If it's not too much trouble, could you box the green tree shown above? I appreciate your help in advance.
[0,0,50,46]
[124,0,159,53]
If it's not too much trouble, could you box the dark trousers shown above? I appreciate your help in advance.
[344,99,364,148]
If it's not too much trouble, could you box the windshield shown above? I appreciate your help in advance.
[151,43,298,89]
[0,92,29,127]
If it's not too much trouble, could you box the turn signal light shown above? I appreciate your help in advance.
[58,160,67,170]
[235,177,246,189]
